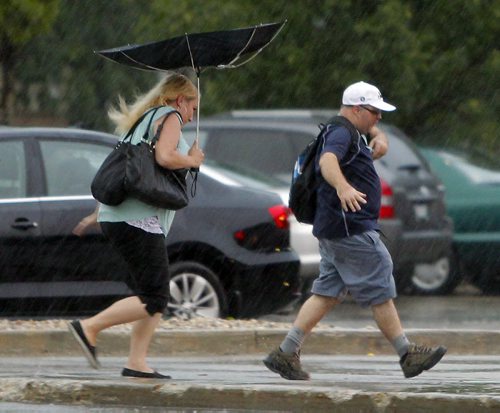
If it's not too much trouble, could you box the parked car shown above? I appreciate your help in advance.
[420,147,500,293]
[184,110,457,295]
[0,127,301,318]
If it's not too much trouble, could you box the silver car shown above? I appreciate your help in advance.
[184,110,457,295]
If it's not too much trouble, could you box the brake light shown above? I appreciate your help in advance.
[379,179,395,219]
[268,204,291,229]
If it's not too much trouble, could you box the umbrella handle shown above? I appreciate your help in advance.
[196,72,200,140]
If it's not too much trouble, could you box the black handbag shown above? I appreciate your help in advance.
[91,107,191,210]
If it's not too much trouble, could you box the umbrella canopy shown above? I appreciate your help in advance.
[96,21,286,73]
[97,21,286,138]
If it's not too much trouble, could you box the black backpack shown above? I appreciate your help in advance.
[288,116,359,224]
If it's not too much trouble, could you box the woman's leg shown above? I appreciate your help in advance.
[80,296,149,345]
[126,312,163,372]
[84,222,169,371]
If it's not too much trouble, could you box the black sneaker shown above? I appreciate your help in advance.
[263,348,310,380]
[121,368,171,379]
[68,320,100,369]
[400,343,447,378]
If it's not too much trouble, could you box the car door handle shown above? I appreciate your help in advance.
[11,218,39,230]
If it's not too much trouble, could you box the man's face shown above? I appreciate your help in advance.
[355,105,382,134]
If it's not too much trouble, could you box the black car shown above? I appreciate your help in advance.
[0,127,301,318]
[184,110,457,295]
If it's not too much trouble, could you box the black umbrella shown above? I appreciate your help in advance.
[97,21,286,133]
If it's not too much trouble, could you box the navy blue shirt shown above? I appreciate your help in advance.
[312,123,381,239]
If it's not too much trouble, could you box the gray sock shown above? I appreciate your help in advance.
[279,326,306,354]
[392,334,410,358]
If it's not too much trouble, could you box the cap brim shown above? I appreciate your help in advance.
[371,101,396,112]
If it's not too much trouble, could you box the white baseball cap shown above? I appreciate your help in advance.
[342,81,396,112]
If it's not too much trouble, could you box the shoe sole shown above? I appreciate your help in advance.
[263,357,309,381]
[68,322,100,370]
[404,346,447,378]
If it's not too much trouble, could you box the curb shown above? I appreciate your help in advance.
[1,378,499,413]
[1,328,499,357]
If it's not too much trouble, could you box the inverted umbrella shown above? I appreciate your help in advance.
[97,21,286,135]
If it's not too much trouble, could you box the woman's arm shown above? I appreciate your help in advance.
[154,114,204,169]
[73,205,99,236]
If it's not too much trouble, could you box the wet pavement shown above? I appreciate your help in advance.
[1,292,499,411]
[0,355,499,412]
[263,293,500,330]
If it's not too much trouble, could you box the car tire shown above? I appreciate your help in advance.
[166,261,228,319]
[409,252,462,295]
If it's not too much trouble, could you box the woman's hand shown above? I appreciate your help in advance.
[188,139,205,168]
[72,207,99,237]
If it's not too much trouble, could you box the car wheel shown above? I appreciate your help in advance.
[167,261,228,319]
[409,253,462,295]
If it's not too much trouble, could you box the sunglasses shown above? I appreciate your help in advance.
[360,105,382,116]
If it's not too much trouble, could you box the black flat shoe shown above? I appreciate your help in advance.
[121,368,171,379]
[68,320,100,369]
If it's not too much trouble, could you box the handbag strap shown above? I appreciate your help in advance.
[151,109,182,146]
[122,106,161,143]
[152,109,198,198]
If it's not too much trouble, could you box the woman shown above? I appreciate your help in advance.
[70,73,204,379]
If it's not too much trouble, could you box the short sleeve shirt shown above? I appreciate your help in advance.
[312,124,381,240]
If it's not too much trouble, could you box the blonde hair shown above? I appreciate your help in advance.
[108,73,198,134]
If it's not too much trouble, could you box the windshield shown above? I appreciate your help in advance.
[203,159,288,189]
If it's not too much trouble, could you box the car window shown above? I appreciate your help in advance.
[203,129,303,181]
[0,140,27,198]
[182,130,207,147]
[377,126,425,171]
[438,151,500,184]
[40,140,111,196]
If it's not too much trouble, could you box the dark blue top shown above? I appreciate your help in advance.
[312,124,381,239]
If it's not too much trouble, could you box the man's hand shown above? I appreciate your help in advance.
[319,152,367,212]
[337,182,367,212]
[368,125,388,159]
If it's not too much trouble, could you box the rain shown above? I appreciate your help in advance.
[0,0,499,411]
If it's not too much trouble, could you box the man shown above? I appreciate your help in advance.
[263,81,446,380]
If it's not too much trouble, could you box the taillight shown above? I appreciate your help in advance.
[379,179,395,219]
[233,204,291,251]
[268,204,291,229]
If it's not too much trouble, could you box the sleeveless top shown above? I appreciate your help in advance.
[98,106,189,237]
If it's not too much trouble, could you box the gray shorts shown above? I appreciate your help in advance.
[311,230,396,308]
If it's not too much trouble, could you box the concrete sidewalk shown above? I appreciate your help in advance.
[0,328,499,412]
[0,327,499,357]
[0,355,499,412]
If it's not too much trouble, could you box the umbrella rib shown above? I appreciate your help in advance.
[221,28,257,68]
[119,51,167,72]
[217,20,287,70]
[185,33,197,71]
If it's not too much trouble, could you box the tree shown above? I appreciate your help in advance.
[0,0,59,124]
[8,0,499,153]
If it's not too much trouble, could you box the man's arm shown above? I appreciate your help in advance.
[368,125,388,160]
[319,152,367,212]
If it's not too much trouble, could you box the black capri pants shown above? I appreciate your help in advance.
[100,221,169,316]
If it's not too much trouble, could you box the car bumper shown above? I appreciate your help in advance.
[231,255,301,318]
[387,228,453,270]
